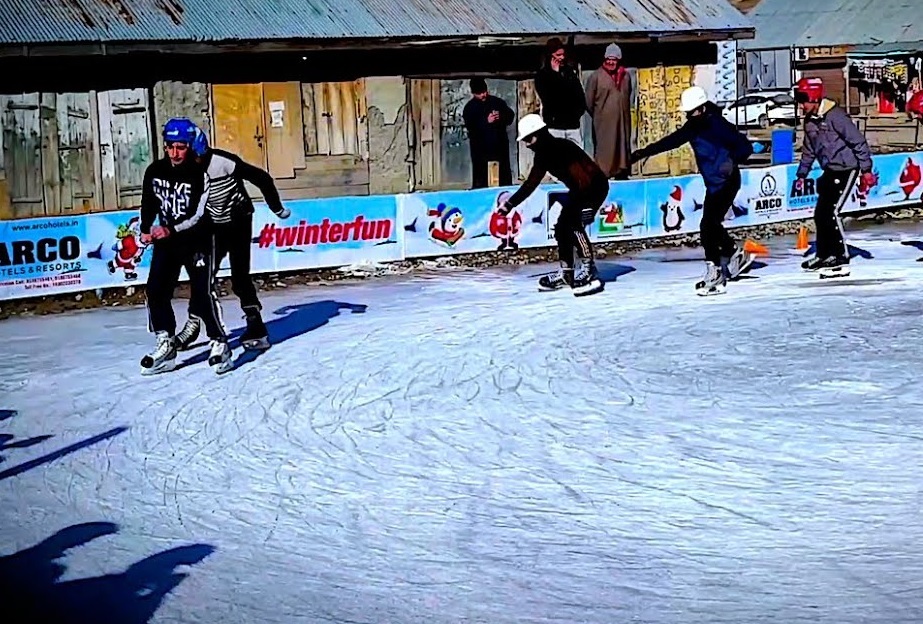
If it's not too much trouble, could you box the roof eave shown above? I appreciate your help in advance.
[0,27,756,58]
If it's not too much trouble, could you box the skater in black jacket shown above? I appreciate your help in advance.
[140,118,232,375]
[498,113,607,296]
[631,86,754,296]
[174,127,290,353]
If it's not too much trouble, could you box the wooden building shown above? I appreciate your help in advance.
[739,0,923,115]
[0,0,753,221]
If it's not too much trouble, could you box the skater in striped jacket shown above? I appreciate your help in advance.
[794,77,874,279]
[175,127,291,352]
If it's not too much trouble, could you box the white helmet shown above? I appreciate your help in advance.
[516,113,547,141]
[680,86,709,113]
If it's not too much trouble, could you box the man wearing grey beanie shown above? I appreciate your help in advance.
[585,43,632,179]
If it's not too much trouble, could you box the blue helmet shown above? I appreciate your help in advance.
[191,126,210,157]
[162,118,197,144]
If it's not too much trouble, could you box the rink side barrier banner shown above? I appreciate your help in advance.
[1,150,922,301]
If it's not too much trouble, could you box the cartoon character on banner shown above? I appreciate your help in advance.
[900,157,921,200]
[428,202,465,247]
[597,202,625,235]
[489,191,522,251]
[853,169,879,207]
[107,216,149,281]
[661,186,686,232]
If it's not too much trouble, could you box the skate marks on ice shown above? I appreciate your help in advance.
[0,521,214,624]
[0,423,127,481]
[173,300,368,372]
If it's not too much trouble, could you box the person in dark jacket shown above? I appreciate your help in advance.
[174,126,291,353]
[497,113,607,297]
[139,118,231,375]
[534,38,587,146]
[630,86,754,296]
[462,78,515,189]
[794,77,875,278]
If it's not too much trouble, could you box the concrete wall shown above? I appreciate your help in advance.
[365,77,411,195]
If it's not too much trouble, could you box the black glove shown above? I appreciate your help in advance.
[629,150,645,164]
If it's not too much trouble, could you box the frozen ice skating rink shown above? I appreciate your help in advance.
[2,224,923,623]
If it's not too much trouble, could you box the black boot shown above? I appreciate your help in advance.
[241,306,270,351]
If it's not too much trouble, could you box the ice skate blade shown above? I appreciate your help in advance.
[210,358,234,374]
[819,267,851,279]
[140,358,176,376]
[572,279,604,297]
[242,337,271,351]
[696,285,727,297]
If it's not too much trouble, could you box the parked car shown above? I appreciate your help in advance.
[721,90,797,128]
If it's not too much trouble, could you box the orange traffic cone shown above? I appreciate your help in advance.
[743,239,769,256]
[795,226,809,251]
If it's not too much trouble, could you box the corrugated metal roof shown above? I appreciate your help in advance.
[0,0,752,45]
[740,0,919,50]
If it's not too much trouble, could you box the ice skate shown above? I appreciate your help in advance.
[208,339,233,374]
[241,307,270,351]
[537,266,574,292]
[140,331,177,375]
[695,261,727,296]
[175,315,201,351]
[801,255,828,271]
[725,247,755,280]
[818,255,851,279]
[571,263,604,297]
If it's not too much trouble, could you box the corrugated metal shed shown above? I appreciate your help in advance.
[0,0,752,45]
[740,0,919,50]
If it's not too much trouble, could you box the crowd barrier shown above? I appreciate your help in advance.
[2,150,922,301]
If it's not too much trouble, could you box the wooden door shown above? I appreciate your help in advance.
[52,92,97,213]
[106,89,152,210]
[410,79,441,189]
[310,81,364,157]
[0,94,44,218]
[212,83,267,169]
[261,81,306,179]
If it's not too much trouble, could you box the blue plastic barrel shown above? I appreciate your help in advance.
[771,128,795,164]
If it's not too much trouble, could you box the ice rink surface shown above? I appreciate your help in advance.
[2,224,923,623]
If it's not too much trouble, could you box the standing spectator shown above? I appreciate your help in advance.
[585,43,633,179]
[462,78,515,188]
[535,37,586,146]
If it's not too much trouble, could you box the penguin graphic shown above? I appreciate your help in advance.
[661,185,685,232]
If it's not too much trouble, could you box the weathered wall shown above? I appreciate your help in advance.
[365,77,410,195]
[151,81,211,154]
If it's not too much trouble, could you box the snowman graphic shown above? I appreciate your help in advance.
[428,202,465,247]
[661,185,685,232]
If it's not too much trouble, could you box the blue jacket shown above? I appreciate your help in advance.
[635,104,753,193]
